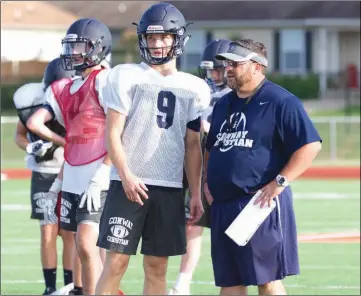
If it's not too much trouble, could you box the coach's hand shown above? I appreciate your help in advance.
[254,180,285,208]
[123,172,149,206]
[188,196,204,224]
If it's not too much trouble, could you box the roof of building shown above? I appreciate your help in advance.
[1,1,78,29]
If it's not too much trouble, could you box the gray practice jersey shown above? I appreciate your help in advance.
[13,82,64,174]
[201,86,231,123]
[106,62,211,188]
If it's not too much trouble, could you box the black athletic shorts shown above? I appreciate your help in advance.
[30,171,58,223]
[59,191,107,232]
[97,180,186,257]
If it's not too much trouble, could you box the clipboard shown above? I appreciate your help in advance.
[225,190,276,246]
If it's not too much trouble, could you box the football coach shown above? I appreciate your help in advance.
[203,39,322,296]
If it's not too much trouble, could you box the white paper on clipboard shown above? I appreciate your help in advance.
[225,190,276,246]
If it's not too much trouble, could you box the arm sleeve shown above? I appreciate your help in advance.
[95,69,110,113]
[276,96,322,155]
[104,66,133,116]
[186,116,201,132]
[43,87,65,127]
[187,79,211,123]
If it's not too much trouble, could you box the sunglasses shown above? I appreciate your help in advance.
[222,60,252,68]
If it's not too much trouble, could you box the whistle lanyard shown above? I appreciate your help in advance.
[225,78,267,132]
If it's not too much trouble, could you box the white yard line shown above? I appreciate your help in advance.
[1,204,31,211]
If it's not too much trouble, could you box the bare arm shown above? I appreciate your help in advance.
[203,150,210,180]
[280,141,322,181]
[106,109,130,179]
[184,128,202,199]
[56,162,65,181]
[14,120,29,151]
[27,108,66,147]
[102,154,112,166]
[255,141,322,207]
[203,149,214,205]
[106,108,148,204]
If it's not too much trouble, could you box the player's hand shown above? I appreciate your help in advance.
[203,180,213,206]
[33,191,58,224]
[123,172,149,206]
[187,196,204,224]
[79,181,102,212]
[254,180,285,208]
[79,164,110,212]
[26,140,53,157]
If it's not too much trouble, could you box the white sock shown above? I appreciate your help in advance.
[174,272,192,292]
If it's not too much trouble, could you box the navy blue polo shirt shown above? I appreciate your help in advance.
[206,80,322,201]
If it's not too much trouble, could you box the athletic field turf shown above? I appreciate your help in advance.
[1,179,360,295]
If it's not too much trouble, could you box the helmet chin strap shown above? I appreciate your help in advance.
[183,36,190,46]
[145,46,175,65]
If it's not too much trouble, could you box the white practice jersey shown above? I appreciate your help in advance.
[43,69,110,194]
[13,82,63,174]
[106,62,211,188]
[201,86,231,123]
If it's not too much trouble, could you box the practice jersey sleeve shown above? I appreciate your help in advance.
[104,64,135,116]
[13,82,45,109]
[276,96,322,155]
[43,86,65,127]
[95,68,111,113]
[187,79,211,123]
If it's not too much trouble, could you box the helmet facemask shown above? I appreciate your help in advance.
[198,61,227,92]
[135,24,190,66]
[60,35,108,72]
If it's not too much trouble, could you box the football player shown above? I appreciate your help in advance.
[26,18,120,295]
[95,2,210,295]
[14,58,76,295]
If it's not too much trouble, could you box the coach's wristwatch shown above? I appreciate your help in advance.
[276,174,289,187]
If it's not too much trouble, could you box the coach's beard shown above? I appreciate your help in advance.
[227,73,252,92]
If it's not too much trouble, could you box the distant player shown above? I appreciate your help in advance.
[95,2,210,295]
[14,58,76,295]
[26,18,120,295]
[169,39,232,295]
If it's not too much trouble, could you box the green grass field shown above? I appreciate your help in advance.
[1,179,360,295]
[310,106,360,117]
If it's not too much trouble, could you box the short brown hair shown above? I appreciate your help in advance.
[234,39,267,73]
